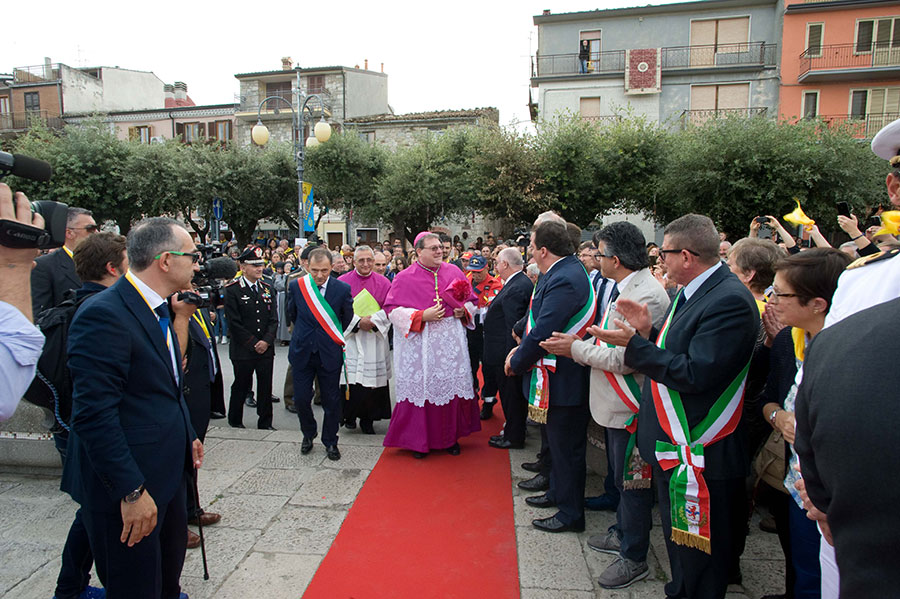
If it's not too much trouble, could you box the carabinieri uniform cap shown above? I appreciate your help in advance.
[238,246,265,265]
[871,117,900,162]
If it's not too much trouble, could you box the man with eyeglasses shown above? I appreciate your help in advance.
[31,206,98,316]
[224,246,279,430]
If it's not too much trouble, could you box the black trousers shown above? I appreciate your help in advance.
[491,365,526,444]
[82,482,188,599]
[545,403,590,525]
[655,464,744,599]
[293,351,343,447]
[228,356,273,429]
[54,432,94,599]
[467,329,485,399]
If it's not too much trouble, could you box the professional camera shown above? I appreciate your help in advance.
[0,151,67,249]
[177,245,237,309]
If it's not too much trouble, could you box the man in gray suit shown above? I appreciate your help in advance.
[31,206,97,315]
[541,221,670,589]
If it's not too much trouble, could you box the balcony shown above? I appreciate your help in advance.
[12,64,62,84]
[0,110,65,133]
[815,113,900,139]
[799,43,900,82]
[532,42,776,78]
[234,89,334,121]
[679,107,768,128]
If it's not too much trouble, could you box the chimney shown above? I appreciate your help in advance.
[164,84,175,102]
[381,62,384,73]
[364,59,368,70]
[174,81,187,101]
[282,56,293,71]
[542,9,551,15]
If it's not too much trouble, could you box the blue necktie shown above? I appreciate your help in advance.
[609,283,620,304]
[154,303,171,342]
[595,276,608,323]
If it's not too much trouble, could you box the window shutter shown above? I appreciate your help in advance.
[690,85,717,110]
[857,21,875,53]
[198,123,206,138]
[176,122,184,141]
[579,97,602,118]
[807,24,823,56]
[717,17,750,47]
[227,121,233,140]
[717,83,750,110]
[128,127,137,141]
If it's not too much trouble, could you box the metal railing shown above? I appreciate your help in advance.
[799,43,900,78]
[0,110,65,131]
[532,42,775,77]
[815,113,900,139]
[679,106,768,127]
[582,115,624,125]
[236,88,334,115]
[12,64,63,84]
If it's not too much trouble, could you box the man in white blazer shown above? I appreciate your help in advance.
[541,221,670,590]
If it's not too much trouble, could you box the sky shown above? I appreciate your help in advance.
[7,0,679,129]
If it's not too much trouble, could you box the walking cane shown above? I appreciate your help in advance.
[192,468,210,580]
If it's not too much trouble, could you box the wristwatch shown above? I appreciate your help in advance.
[768,408,780,426]
[124,484,145,504]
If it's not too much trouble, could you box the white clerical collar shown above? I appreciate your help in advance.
[128,270,166,314]
[355,269,372,278]
[683,261,722,301]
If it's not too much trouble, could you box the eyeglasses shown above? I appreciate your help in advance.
[659,248,700,256]
[596,252,615,259]
[770,291,800,301]
[154,250,201,263]
[68,224,100,232]
[423,245,443,252]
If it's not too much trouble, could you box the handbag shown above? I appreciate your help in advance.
[755,429,789,494]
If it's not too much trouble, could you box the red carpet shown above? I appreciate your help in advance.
[303,409,520,599]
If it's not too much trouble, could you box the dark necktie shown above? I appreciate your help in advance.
[609,283,620,304]
[595,277,609,317]
[318,285,324,295]
[672,289,686,317]
[154,304,171,341]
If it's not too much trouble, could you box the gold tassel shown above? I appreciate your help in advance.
[527,405,548,424]
[671,529,712,554]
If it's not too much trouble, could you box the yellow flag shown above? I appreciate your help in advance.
[352,289,381,317]
[874,211,900,237]
[784,199,815,230]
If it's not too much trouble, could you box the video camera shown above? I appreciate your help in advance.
[0,151,68,249]
[177,243,237,309]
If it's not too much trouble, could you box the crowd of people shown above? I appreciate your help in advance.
[3,119,900,599]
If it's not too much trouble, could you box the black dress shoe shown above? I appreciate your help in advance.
[412,451,427,459]
[525,494,556,508]
[521,460,542,473]
[344,419,357,430]
[447,442,461,456]
[517,473,550,492]
[301,437,314,454]
[480,402,495,420]
[489,437,524,450]
[271,395,281,403]
[360,420,375,435]
[229,422,245,429]
[210,411,226,420]
[490,434,504,443]
[285,403,298,414]
[532,515,585,533]
[326,445,341,461]
[259,426,276,431]
[245,396,257,408]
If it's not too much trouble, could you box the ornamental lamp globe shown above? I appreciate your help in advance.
[314,119,332,143]
[305,136,320,148]
[251,122,270,146]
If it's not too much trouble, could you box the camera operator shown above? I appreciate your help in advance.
[0,183,45,419]
[31,205,97,316]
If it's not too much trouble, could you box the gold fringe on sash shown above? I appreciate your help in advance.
[528,405,548,424]
[671,529,712,554]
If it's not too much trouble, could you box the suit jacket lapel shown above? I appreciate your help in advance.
[116,278,180,387]
[61,250,81,288]
[671,264,728,327]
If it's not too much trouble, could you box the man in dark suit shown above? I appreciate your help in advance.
[31,206,97,316]
[287,248,354,461]
[506,220,592,533]
[595,214,758,599]
[63,217,204,599]
[484,247,533,449]
[224,246,278,430]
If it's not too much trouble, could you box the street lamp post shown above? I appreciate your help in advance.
[250,66,331,240]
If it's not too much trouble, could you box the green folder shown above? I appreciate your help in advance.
[353,289,381,317]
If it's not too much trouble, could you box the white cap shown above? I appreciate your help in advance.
[871,117,900,160]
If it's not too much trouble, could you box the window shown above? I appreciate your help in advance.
[358,130,375,143]
[128,126,152,143]
[266,81,292,105]
[23,92,40,112]
[357,228,378,245]
[307,75,325,94]
[690,83,750,111]
[0,97,9,114]
[851,87,900,119]
[176,122,205,143]
[690,17,750,65]
[806,23,824,57]
[802,91,819,119]
[856,18,900,53]
[579,97,603,118]
[851,90,868,119]
[209,120,232,141]
[580,30,601,72]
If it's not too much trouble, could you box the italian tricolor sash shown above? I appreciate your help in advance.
[651,294,750,553]
[596,301,651,489]
[525,264,596,423]
[297,275,345,346]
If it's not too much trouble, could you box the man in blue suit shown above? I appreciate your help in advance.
[506,220,592,533]
[64,217,204,599]
[287,248,354,461]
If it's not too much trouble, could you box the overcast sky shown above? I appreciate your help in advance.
[7,0,678,129]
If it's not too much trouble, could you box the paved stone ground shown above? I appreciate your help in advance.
[0,344,785,598]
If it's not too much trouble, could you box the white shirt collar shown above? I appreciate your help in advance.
[504,269,523,284]
[318,278,328,294]
[128,270,166,315]
[544,256,564,274]
[683,261,722,301]
[242,276,257,290]
[617,270,638,292]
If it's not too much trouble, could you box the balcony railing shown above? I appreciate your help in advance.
[532,42,776,77]
[0,110,65,132]
[815,113,900,139]
[582,115,624,125]
[12,63,62,84]
[679,107,768,128]
[235,89,334,116]
[800,43,900,78]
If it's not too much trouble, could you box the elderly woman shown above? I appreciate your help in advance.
[758,248,851,599]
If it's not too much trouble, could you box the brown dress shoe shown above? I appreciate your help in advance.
[188,511,222,526]
[187,529,201,549]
